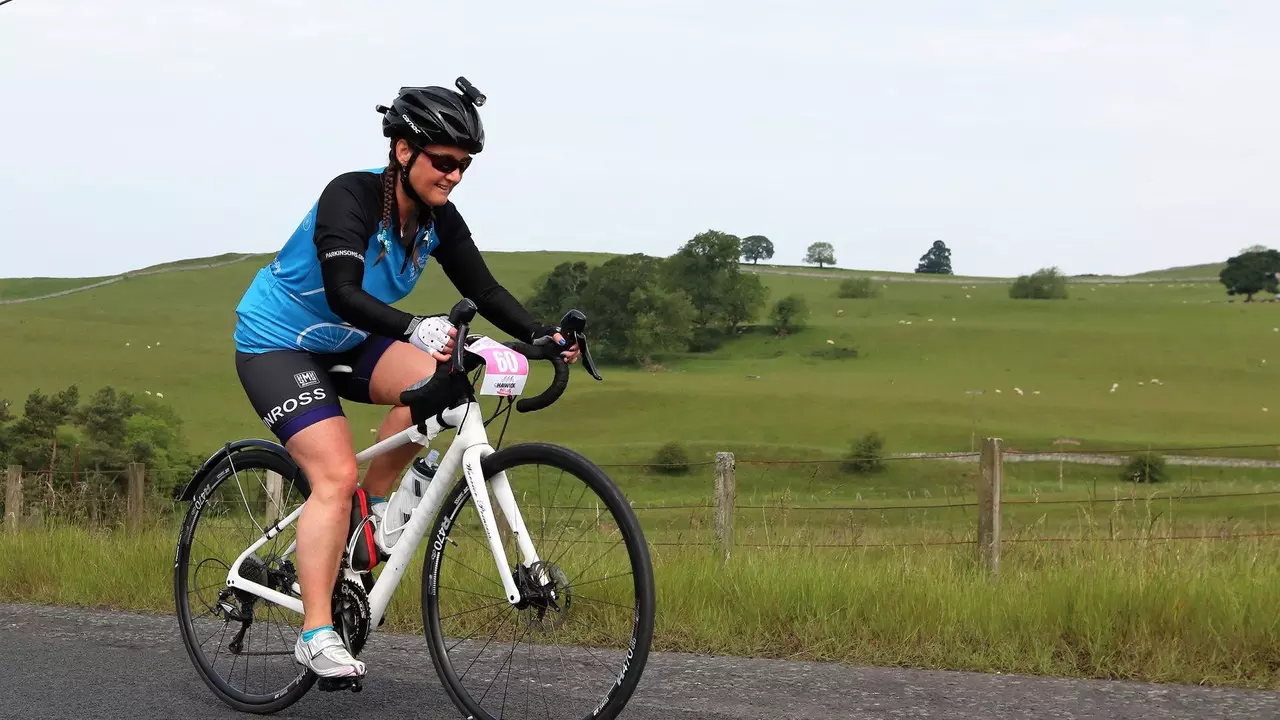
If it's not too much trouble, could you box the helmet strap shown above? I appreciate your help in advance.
[399,148,429,209]
[395,146,436,273]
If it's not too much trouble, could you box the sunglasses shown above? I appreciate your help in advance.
[420,149,473,175]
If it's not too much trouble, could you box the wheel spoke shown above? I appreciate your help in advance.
[447,601,518,654]
[428,450,653,720]
[176,453,314,712]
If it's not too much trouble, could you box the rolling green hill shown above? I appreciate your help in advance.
[0,276,114,301]
[0,253,260,302]
[1130,261,1226,279]
[0,250,1270,463]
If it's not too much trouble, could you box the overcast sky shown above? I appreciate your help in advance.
[1,1,1274,279]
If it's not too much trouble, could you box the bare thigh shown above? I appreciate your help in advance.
[367,341,439,407]
[355,342,440,497]
[286,414,358,494]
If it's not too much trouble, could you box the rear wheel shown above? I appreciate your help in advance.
[422,442,655,720]
[174,448,316,714]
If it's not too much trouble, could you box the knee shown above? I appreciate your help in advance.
[308,459,359,503]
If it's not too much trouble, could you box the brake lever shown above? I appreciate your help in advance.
[574,330,602,381]
[558,309,601,381]
[451,324,470,374]
[447,298,478,375]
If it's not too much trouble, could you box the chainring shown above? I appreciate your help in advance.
[331,577,371,656]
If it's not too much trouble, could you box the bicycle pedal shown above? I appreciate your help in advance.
[317,676,363,693]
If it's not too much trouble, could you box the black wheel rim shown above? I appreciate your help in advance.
[425,447,655,720]
[175,451,314,709]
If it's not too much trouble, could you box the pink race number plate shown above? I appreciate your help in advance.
[468,336,530,396]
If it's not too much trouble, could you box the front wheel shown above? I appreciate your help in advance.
[422,442,655,720]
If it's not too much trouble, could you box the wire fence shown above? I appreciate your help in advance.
[4,439,1279,565]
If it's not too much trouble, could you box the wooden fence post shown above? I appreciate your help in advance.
[5,466,21,533]
[715,452,736,564]
[978,438,1003,575]
[127,463,146,534]
[264,471,284,526]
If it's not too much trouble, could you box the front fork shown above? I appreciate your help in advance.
[461,444,546,605]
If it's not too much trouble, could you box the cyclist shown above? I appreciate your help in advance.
[231,79,578,680]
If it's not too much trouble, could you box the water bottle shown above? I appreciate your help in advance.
[380,449,440,549]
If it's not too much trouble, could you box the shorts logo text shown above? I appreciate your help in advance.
[261,387,327,428]
[294,371,319,388]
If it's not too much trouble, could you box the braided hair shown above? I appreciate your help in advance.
[374,140,433,272]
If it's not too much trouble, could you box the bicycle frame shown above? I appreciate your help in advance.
[222,397,542,629]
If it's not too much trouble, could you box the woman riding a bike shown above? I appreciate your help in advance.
[230,78,577,680]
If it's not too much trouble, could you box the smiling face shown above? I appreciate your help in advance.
[395,139,472,206]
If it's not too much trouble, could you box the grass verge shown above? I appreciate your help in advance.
[2,523,1276,689]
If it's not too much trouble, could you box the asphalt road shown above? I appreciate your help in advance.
[2,603,1277,720]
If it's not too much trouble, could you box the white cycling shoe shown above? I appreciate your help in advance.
[294,628,366,678]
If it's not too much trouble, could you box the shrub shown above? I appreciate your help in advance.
[842,432,885,474]
[771,294,810,336]
[1121,452,1167,484]
[837,278,878,299]
[809,346,860,360]
[651,441,691,475]
[1009,267,1068,299]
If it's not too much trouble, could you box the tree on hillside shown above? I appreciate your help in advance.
[664,230,766,334]
[915,240,953,275]
[804,242,836,269]
[8,386,80,470]
[1220,249,1280,301]
[719,272,768,333]
[72,386,141,471]
[522,237,770,363]
[740,235,774,265]
[526,260,590,321]
[577,254,667,361]
[624,282,696,365]
[1,384,202,499]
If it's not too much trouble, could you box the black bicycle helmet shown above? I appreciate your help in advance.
[377,77,486,154]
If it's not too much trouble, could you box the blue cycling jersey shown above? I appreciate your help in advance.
[233,169,438,354]
[233,166,540,357]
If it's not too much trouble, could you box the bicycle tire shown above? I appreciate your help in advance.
[422,442,656,720]
[174,447,317,714]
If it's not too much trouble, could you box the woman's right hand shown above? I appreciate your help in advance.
[409,315,457,362]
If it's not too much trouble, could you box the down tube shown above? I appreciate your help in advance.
[365,435,465,628]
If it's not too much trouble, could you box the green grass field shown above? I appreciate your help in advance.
[2,249,1277,688]
[1129,261,1227,279]
[0,276,114,301]
[0,252,254,302]
[0,250,1270,460]
[2,518,1276,688]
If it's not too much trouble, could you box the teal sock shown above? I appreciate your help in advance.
[369,495,385,504]
[302,625,332,643]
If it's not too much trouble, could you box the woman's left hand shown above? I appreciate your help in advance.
[553,332,581,364]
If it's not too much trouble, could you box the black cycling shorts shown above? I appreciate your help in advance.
[235,335,395,444]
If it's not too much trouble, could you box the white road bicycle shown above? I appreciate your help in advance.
[173,301,655,719]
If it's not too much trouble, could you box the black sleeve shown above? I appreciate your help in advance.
[313,173,419,340]
[431,203,542,342]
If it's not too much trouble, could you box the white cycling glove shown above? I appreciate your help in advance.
[407,315,454,355]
